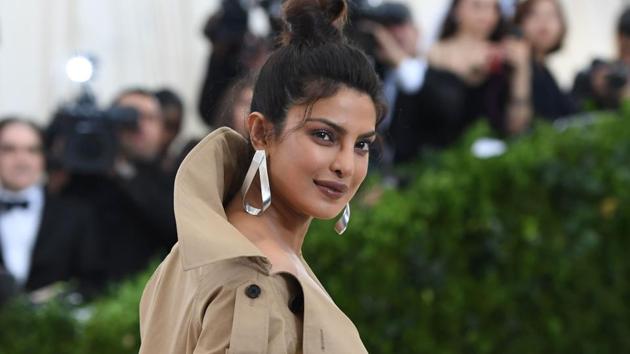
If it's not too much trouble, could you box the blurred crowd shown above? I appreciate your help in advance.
[2,0,630,304]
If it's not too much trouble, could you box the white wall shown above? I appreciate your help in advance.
[0,0,627,138]
[0,0,219,138]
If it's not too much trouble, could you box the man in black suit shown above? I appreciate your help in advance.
[0,118,103,299]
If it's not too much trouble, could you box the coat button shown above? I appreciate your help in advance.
[245,284,261,299]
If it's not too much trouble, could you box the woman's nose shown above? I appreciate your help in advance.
[331,144,354,178]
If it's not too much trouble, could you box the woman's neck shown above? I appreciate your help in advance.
[452,31,488,44]
[225,181,311,258]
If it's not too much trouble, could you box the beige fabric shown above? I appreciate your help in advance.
[139,127,368,354]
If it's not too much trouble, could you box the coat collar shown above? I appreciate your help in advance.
[175,127,268,271]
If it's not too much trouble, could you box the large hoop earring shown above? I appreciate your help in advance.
[335,203,351,235]
[241,149,271,216]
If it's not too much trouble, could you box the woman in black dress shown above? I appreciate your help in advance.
[515,0,577,121]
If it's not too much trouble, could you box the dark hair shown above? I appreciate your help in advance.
[216,73,257,133]
[155,88,184,113]
[618,7,630,36]
[0,117,45,148]
[514,0,567,55]
[439,0,507,41]
[111,87,157,107]
[249,0,386,136]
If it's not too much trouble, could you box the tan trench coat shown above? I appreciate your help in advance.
[139,128,368,354]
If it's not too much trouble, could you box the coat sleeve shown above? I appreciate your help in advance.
[193,280,274,354]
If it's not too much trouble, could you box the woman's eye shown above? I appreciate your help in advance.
[313,130,334,142]
[355,141,372,152]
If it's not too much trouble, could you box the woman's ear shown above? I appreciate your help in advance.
[247,112,274,150]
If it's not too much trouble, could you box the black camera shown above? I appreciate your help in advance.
[48,92,138,174]
[605,62,629,90]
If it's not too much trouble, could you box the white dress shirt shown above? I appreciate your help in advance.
[395,57,428,95]
[0,185,45,286]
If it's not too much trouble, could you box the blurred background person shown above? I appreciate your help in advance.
[421,0,532,148]
[572,6,630,111]
[197,0,273,128]
[50,88,177,283]
[354,2,429,165]
[154,88,185,174]
[0,117,103,299]
[213,74,256,137]
[514,0,577,121]
[107,88,177,279]
[115,89,165,167]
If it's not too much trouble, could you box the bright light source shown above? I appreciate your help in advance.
[66,56,94,83]
[367,0,383,7]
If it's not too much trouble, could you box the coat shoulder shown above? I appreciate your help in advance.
[139,244,297,354]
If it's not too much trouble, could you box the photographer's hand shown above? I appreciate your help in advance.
[590,65,611,98]
[370,23,409,68]
[503,37,530,70]
[502,38,533,135]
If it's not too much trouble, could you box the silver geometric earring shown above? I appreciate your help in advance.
[334,203,351,235]
[241,149,271,216]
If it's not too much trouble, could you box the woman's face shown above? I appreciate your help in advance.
[265,86,377,220]
[521,0,564,56]
[455,0,500,39]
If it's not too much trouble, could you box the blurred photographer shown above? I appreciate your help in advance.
[197,0,274,127]
[572,7,630,111]
[115,89,164,165]
[55,89,177,282]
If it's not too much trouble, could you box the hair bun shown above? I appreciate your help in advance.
[282,0,348,46]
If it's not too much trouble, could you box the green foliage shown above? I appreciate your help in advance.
[0,299,78,354]
[76,271,151,354]
[0,271,151,354]
[1,116,630,353]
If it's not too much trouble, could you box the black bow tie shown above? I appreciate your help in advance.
[0,200,29,211]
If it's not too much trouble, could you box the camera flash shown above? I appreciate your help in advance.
[66,55,94,83]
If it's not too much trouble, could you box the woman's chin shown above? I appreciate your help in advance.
[308,206,346,221]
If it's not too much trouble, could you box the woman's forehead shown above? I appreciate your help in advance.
[294,89,377,128]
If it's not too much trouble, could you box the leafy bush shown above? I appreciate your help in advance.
[77,271,151,354]
[0,298,78,354]
[1,115,629,353]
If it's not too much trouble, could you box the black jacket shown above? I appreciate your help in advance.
[0,195,104,296]
[61,161,177,282]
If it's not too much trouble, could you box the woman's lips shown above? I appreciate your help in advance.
[313,180,349,200]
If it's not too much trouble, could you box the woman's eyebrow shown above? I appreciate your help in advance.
[306,117,346,134]
[305,117,376,138]
[359,131,377,140]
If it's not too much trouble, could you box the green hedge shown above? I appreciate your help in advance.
[2,115,630,354]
